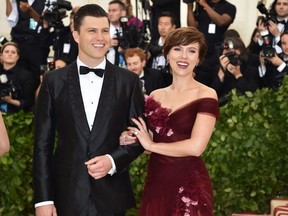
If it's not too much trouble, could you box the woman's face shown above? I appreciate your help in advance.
[1,45,19,66]
[167,42,200,76]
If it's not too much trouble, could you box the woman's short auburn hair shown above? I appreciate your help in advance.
[163,26,207,64]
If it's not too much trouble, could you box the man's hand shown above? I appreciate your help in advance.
[35,204,57,216]
[19,1,31,13]
[85,155,112,179]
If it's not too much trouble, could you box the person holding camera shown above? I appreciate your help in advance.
[107,0,127,67]
[5,0,47,82]
[186,0,236,87]
[258,31,288,90]
[257,0,288,55]
[0,112,10,158]
[0,42,36,113]
[210,37,260,105]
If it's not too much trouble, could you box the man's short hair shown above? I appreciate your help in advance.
[158,11,176,26]
[74,4,108,32]
[108,0,126,11]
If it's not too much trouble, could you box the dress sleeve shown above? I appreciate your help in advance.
[197,98,219,119]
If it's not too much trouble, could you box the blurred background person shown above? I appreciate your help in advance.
[187,0,236,86]
[210,37,260,105]
[247,27,262,55]
[256,0,288,56]
[258,31,288,90]
[107,0,126,67]
[0,112,10,157]
[124,47,171,94]
[0,42,36,113]
[5,0,47,82]
[150,0,181,40]
[147,11,176,72]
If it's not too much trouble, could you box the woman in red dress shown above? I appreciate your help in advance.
[121,26,219,216]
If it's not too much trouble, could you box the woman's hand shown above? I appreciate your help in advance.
[119,130,136,145]
[128,117,154,151]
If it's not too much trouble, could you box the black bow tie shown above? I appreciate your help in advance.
[79,66,105,77]
[277,20,286,25]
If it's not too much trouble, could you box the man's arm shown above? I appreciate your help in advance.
[33,75,56,206]
[5,0,19,27]
[198,0,233,26]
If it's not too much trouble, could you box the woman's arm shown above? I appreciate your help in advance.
[130,113,217,157]
[0,113,10,157]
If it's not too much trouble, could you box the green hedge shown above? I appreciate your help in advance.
[1,77,288,215]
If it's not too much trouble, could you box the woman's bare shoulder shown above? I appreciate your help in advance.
[197,82,218,101]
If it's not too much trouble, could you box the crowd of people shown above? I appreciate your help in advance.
[0,0,288,215]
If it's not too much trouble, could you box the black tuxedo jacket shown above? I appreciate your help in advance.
[33,60,145,215]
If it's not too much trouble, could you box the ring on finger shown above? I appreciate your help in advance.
[134,131,139,136]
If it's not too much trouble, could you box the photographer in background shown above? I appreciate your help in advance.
[5,0,46,82]
[210,37,260,106]
[0,42,36,113]
[39,1,77,65]
[257,0,288,55]
[186,0,236,87]
[107,0,126,67]
[258,31,288,90]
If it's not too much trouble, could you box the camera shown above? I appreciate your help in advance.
[0,75,20,99]
[216,40,241,66]
[115,16,150,50]
[224,51,241,66]
[0,36,9,46]
[260,29,275,57]
[257,1,277,25]
[43,0,72,26]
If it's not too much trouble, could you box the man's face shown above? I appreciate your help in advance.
[275,0,288,18]
[158,16,176,39]
[126,54,145,76]
[73,16,111,67]
[108,3,125,24]
[281,34,288,55]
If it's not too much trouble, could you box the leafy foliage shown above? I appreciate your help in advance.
[1,78,288,216]
[0,111,34,216]
[205,77,288,215]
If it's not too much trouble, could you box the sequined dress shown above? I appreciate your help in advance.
[138,96,219,216]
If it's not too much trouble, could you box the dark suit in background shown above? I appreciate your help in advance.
[141,67,172,95]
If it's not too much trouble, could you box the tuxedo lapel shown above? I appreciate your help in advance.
[89,61,115,143]
[68,62,90,151]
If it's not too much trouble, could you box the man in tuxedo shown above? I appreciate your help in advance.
[124,47,172,95]
[258,31,288,90]
[33,4,145,216]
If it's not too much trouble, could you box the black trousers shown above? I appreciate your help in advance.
[87,196,125,216]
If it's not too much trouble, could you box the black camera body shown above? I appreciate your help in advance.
[115,16,150,50]
[260,29,275,57]
[216,40,241,66]
[0,78,20,99]
[0,36,9,46]
[225,51,241,66]
[257,2,277,25]
[43,0,72,26]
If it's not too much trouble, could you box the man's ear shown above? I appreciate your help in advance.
[72,31,79,44]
